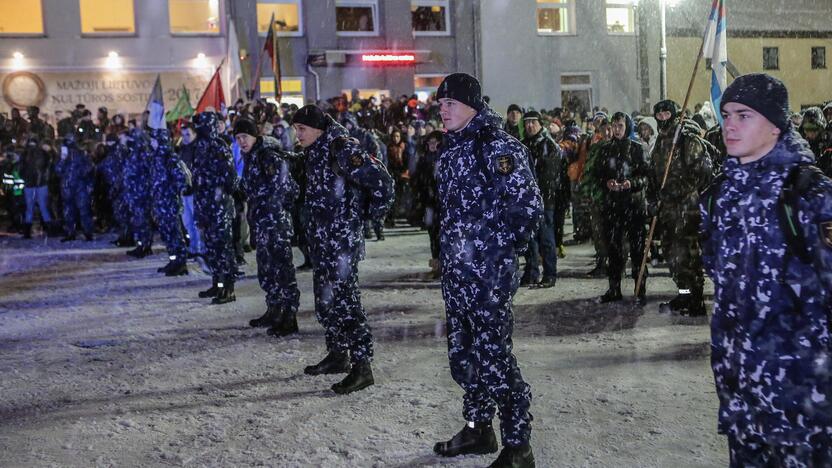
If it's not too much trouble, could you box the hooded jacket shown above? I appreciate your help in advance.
[699,129,832,445]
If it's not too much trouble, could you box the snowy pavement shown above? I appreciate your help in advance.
[0,225,726,467]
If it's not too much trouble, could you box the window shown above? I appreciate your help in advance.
[0,0,44,35]
[257,0,302,36]
[812,47,827,70]
[80,0,135,34]
[536,0,575,35]
[260,77,304,107]
[605,1,635,34]
[412,0,450,36]
[561,73,592,118]
[763,47,779,70]
[169,0,221,35]
[336,0,378,36]
[414,74,445,101]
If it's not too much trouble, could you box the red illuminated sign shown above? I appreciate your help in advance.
[361,53,416,63]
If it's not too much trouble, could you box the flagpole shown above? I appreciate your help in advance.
[634,14,713,299]
[249,12,275,100]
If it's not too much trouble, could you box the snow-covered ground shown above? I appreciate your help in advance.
[0,223,725,467]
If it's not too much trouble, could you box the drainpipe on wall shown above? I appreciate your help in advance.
[307,64,320,104]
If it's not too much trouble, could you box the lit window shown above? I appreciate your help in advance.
[0,0,44,35]
[169,0,221,35]
[536,0,575,35]
[80,0,135,34]
[412,0,449,35]
[606,1,636,34]
[257,0,302,36]
[336,0,378,36]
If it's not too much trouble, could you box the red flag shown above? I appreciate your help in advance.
[196,67,225,114]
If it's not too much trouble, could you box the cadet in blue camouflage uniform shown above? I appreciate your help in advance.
[148,128,188,277]
[54,134,95,242]
[700,74,832,467]
[99,132,134,247]
[122,129,154,257]
[292,105,394,395]
[431,73,541,468]
[233,119,301,336]
[192,112,238,305]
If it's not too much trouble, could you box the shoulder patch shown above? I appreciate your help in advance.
[350,153,364,168]
[821,221,832,249]
[496,154,515,175]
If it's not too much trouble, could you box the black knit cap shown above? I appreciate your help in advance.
[292,105,329,130]
[523,110,541,121]
[435,73,484,111]
[721,73,790,132]
[233,118,258,137]
[508,104,523,114]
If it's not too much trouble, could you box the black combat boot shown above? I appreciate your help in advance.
[60,233,76,243]
[586,260,608,278]
[83,232,94,241]
[331,360,374,394]
[22,223,32,239]
[659,292,690,314]
[598,284,623,303]
[433,421,499,457]
[489,443,535,468]
[157,260,174,273]
[266,309,299,337]
[250,304,281,328]
[198,279,219,298]
[164,260,188,277]
[304,351,350,375]
[680,295,707,317]
[211,281,236,305]
[532,277,556,289]
[126,242,151,258]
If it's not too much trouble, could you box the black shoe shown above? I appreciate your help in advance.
[680,297,707,317]
[376,234,385,241]
[84,232,94,241]
[531,277,556,289]
[157,261,174,273]
[598,288,623,303]
[22,224,32,239]
[297,262,313,271]
[60,234,76,243]
[211,283,236,305]
[164,260,188,277]
[586,265,607,278]
[489,443,535,468]
[519,275,535,287]
[304,351,350,376]
[267,312,299,337]
[331,360,374,394]
[659,293,689,314]
[198,281,219,298]
[434,422,499,457]
[126,244,151,258]
[250,305,281,328]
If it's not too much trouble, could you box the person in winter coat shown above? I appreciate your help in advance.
[20,137,55,238]
[54,134,94,241]
[700,73,832,468]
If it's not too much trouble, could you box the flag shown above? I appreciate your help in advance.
[263,12,282,100]
[146,74,165,130]
[196,66,225,114]
[225,18,244,103]
[703,0,727,124]
[166,85,194,123]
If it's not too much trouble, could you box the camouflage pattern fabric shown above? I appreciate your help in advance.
[436,106,542,448]
[54,142,94,236]
[149,129,187,261]
[123,131,154,247]
[99,143,131,238]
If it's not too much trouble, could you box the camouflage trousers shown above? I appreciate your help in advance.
[199,206,236,283]
[110,189,131,238]
[254,221,299,315]
[128,194,153,247]
[153,198,186,261]
[728,434,831,468]
[658,204,704,297]
[311,251,373,365]
[62,187,93,236]
[441,254,532,447]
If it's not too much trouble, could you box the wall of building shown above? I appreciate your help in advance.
[667,36,832,111]
[479,0,644,117]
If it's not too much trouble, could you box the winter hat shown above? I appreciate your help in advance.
[233,118,259,137]
[291,105,329,130]
[435,73,484,111]
[721,73,790,133]
[523,110,541,121]
[507,104,523,114]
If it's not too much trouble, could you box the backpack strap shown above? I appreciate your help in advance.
[777,163,825,264]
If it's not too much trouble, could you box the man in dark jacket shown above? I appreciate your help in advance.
[123,129,154,257]
[591,112,649,304]
[20,137,54,238]
[293,105,394,395]
[521,110,562,288]
[149,128,188,276]
[432,73,541,468]
[234,118,301,336]
[700,73,832,468]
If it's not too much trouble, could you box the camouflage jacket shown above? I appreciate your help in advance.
[191,134,237,218]
[241,135,298,234]
[649,122,713,206]
[437,106,542,266]
[54,145,93,195]
[699,130,832,445]
[149,129,187,201]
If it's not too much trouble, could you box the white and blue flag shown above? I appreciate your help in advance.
[703,0,727,124]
